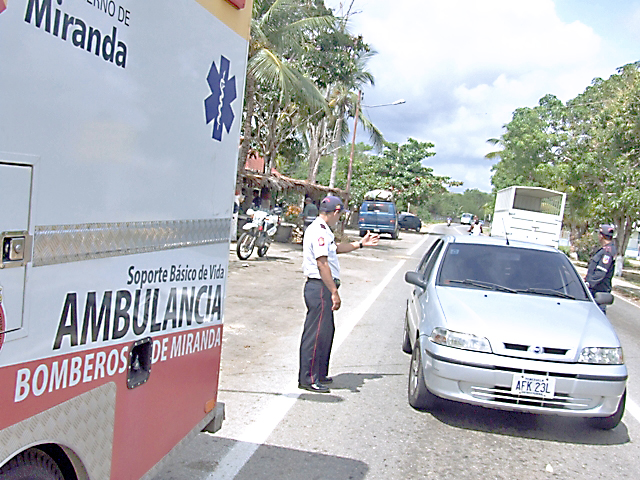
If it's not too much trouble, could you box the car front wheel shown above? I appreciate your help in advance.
[588,390,626,430]
[408,339,439,410]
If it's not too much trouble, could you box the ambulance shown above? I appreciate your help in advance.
[0,0,251,478]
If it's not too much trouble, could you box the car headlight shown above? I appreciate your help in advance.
[429,327,492,353]
[578,347,624,365]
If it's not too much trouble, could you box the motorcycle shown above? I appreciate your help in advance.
[447,217,452,227]
[236,207,282,260]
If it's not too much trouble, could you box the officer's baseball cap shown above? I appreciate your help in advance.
[319,195,344,213]
[599,224,615,238]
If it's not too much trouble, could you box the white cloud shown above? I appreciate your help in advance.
[327,0,630,192]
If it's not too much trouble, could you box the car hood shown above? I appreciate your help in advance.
[434,286,620,362]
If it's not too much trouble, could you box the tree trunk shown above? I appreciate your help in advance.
[238,73,256,178]
[617,215,633,258]
[329,116,343,188]
[265,112,279,174]
[307,120,326,183]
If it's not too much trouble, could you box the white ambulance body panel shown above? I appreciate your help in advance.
[0,0,251,478]
[492,186,566,248]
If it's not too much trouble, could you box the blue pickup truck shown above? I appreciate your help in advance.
[358,200,399,239]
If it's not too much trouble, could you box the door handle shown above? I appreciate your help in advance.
[1,231,32,268]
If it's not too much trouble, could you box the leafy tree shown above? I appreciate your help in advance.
[487,62,640,255]
[349,138,461,210]
[301,29,382,184]
[487,94,566,191]
[561,63,640,254]
[425,190,492,220]
[239,0,334,175]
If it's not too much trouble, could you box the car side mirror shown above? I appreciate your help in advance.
[594,292,614,306]
[405,271,427,289]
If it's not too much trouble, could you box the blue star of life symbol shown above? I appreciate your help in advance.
[205,56,237,142]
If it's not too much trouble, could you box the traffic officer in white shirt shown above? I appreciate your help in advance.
[298,195,380,393]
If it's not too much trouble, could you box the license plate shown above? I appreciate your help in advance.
[373,228,380,232]
[511,373,555,398]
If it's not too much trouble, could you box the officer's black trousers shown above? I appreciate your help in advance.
[299,279,334,385]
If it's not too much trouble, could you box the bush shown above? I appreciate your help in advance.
[573,233,599,263]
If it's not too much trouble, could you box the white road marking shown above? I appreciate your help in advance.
[626,396,640,423]
[207,255,411,479]
[407,235,430,256]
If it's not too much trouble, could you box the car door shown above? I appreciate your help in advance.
[407,238,444,344]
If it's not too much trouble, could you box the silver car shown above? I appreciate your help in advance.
[403,235,627,429]
[460,213,473,225]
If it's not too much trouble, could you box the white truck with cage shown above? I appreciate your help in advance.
[491,186,566,248]
[0,0,251,478]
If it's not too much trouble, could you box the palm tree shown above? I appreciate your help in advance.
[238,0,334,175]
[304,28,383,185]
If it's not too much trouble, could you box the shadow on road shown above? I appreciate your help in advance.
[328,372,404,393]
[236,439,369,480]
[424,398,630,445]
[157,437,369,480]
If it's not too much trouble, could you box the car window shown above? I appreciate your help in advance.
[417,239,444,278]
[436,244,589,300]
[366,203,390,213]
[422,241,444,280]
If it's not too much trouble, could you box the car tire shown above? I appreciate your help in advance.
[408,339,438,410]
[359,230,366,237]
[588,390,626,430]
[402,306,412,354]
[391,228,399,240]
[0,448,64,480]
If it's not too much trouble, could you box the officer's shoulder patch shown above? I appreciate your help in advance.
[602,255,610,265]
[318,237,325,246]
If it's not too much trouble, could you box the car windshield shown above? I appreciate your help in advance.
[436,244,589,300]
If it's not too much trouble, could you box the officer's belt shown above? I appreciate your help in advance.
[307,277,340,289]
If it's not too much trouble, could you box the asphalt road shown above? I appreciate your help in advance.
[153,225,640,480]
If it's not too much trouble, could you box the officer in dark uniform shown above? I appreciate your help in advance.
[298,195,379,393]
[585,224,617,313]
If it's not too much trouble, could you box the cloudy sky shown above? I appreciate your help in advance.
[325,0,640,193]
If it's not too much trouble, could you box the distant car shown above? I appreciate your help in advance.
[398,213,422,232]
[460,213,473,225]
[403,234,626,430]
[358,200,399,239]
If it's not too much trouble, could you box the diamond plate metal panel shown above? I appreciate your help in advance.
[0,383,115,478]
[33,218,231,267]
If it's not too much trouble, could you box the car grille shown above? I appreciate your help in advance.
[504,343,569,356]
[469,385,593,410]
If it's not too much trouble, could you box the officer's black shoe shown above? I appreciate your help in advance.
[319,376,333,384]
[298,382,330,393]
